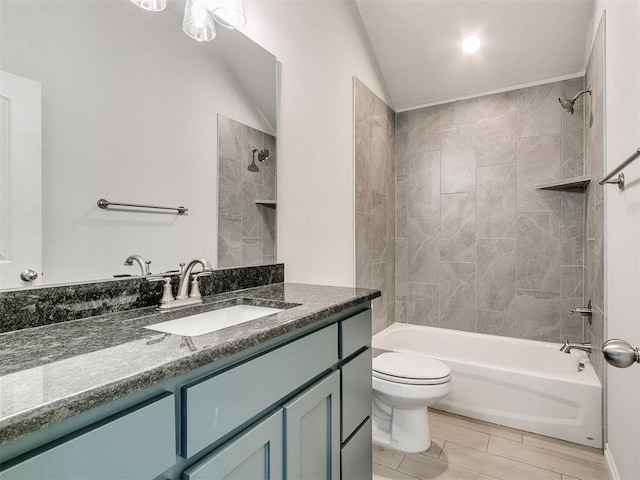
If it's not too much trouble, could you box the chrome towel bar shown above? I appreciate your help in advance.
[599,147,640,190]
[97,198,188,214]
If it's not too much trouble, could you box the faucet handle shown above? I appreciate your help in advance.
[559,339,570,352]
[147,276,175,308]
[189,271,212,299]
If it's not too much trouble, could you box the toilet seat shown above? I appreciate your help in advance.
[373,352,451,385]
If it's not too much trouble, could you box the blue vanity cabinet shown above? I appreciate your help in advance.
[183,410,283,480]
[0,393,176,480]
[284,371,341,479]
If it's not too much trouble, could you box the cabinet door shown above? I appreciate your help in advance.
[341,418,372,480]
[183,410,283,480]
[341,348,372,442]
[284,371,340,480]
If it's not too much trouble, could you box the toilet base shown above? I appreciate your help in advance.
[372,406,432,453]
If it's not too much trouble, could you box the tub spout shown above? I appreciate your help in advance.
[560,340,592,354]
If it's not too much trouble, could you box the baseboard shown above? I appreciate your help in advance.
[605,443,621,480]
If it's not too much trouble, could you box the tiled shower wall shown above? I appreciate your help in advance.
[394,78,587,343]
[354,79,396,335]
[584,18,606,383]
[217,115,276,268]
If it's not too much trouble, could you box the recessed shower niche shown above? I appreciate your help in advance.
[217,115,277,268]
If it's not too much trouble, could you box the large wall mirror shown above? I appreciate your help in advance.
[0,0,277,290]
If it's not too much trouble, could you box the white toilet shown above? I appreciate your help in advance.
[372,352,452,453]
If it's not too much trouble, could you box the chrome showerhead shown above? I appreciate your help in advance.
[558,96,575,114]
[558,85,592,115]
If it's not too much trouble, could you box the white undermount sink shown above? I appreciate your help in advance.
[144,305,284,336]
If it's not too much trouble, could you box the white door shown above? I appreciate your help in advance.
[0,71,42,288]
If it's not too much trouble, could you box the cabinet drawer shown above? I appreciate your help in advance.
[183,409,283,480]
[182,323,338,458]
[341,348,372,442]
[341,418,372,480]
[0,393,175,480]
[340,310,371,359]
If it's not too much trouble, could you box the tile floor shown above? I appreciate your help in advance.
[373,409,610,480]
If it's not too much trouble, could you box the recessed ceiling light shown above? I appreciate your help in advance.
[462,35,481,54]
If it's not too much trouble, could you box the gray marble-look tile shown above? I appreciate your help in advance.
[395,179,408,237]
[261,132,277,201]
[561,191,584,266]
[355,127,371,214]
[371,120,389,193]
[516,213,561,292]
[261,206,276,257]
[354,78,373,133]
[385,176,396,242]
[441,124,477,193]
[218,157,243,218]
[440,98,478,126]
[440,193,476,262]
[408,151,440,218]
[242,182,263,238]
[395,238,408,301]
[590,305,605,383]
[408,217,440,284]
[372,192,388,263]
[395,300,407,324]
[217,216,242,268]
[355,213,372,288]
[477,165,516,238]
[440,262,476,332]
[516,290,562,342]
[476,309,516,338]
[242,238,264,266]
[372,262,390,333]
[407,105,440,153]
[477,239,516,312]
[585,238,595,307]
[396,129,408,179]
[407,283,439,327]
[561,266,585,342]
[594,201,604,310]
[517,135,562,213]
[218,114,242,160]
[561,78,585,179]
[476,91,517,166]
[384,259,395,310]
[517,82,562,138]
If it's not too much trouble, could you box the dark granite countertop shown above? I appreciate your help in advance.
[0,283,380,444]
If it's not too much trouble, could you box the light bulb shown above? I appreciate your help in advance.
[462,35,481,54]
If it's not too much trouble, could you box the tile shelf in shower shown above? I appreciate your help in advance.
[255,200,277,207]
[535,175,591,191]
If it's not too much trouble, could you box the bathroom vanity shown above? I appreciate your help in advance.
[0,282,378,479]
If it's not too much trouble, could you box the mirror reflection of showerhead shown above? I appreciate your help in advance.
[558,85,592,115]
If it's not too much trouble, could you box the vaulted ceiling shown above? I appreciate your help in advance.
[355,0,594,110]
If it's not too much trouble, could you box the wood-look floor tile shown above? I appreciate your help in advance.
[421,436,445,459]
[398,453,498,480]
[430,418,490,452]
[522,432,605,464]
[442,441,561,480]
[487,436,610,480]
[374,463,419,480]
[561,476,582,480]
[374,444,406,470]
[430,409,523,443]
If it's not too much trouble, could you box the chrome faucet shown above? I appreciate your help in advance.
[147,258,213,311]
[124,254,151,276]
[560,339,592,354]
[569,299,593,317]
[176,258,213,300]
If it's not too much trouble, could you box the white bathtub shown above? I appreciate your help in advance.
[372,323,602,448]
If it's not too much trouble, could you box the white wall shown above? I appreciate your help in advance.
[588,3,640,479]
[240,0,391,287]
[0,0,272,284]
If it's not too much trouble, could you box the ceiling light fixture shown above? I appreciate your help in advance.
[462,35,481,54]
[130,0,247,42]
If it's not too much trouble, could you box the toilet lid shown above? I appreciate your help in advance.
[373,352,451,384]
